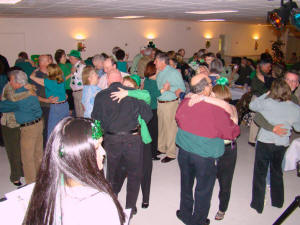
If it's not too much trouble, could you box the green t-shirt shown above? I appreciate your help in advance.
[44,79,66,101]
[59,63,72,90]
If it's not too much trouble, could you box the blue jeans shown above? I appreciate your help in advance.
[177,148,217,225]
[47,102,69,138]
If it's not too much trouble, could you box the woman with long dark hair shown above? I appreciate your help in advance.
[23,117,125,225]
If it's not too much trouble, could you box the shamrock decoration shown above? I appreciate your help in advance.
[216,77,229,86]
[92,120,103,140]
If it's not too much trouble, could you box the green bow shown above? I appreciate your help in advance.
[216,77,229,86]
[92,120,103,140]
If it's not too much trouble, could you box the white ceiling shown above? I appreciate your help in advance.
[0,0,299,23]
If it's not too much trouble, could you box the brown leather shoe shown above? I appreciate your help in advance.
[161,156,175,163]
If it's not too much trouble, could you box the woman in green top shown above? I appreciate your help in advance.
[55,49,74,113]
[30,64,69,138]
[143,61,162,160]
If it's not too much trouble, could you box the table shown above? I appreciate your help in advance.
[230,86,247,100]
[284,138,300,171]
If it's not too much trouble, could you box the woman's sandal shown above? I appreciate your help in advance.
[215,210,225,220]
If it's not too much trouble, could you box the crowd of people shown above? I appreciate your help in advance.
[0,46,299,225]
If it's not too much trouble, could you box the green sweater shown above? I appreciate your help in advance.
[128,89,152,144]
[59,63,72,90]
[176,128,225,158]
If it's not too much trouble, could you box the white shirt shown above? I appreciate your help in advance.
[62,185,121,225]
[70,61,85,91]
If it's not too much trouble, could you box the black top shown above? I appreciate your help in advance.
[32,70,49,107]
[91,82,153,134]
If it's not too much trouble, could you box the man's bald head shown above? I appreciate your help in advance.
[39,55,49,68]
[107,69,122,86]
[190,73,212,96]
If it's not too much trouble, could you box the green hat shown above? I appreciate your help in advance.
[68,50,81,59]
[130,74,141,87]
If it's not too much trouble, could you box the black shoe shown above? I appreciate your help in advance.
[129,207,137,219]
[176,210,189,224]
[13,181,22,187]
[152,156,160,160]
[141,202,149,208]
[156,151,163,156]
[177,210,210,225]
[161,156,175,163]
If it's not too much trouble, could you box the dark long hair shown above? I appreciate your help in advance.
[23,117,125,225]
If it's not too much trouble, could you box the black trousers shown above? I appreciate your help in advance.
[250,141,286,213]
[216,142,237,212]
[148,109,158,158]
[41,106,50,149]
[141,143,153,203]
[1,126,23,182]
[114,143,153,204]
[66,89,74,111]
[104,134,143,209]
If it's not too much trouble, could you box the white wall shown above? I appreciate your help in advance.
[0,18,278,65]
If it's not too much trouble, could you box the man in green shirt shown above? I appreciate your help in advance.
[155,52,186,163]
[130,47,145,75]
[0,70,43,184]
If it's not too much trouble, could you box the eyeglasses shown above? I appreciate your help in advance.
[285,78,299,84]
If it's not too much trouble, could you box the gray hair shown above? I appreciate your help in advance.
[210,59,223,74]
[9,70,28,85]
[155,52,169,65]
[144,48,152,56]
[190,78,209,94]
[197,49,206,58]
[93,54,107,62]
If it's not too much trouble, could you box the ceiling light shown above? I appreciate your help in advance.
[199,19,226,22]
[186,10,238,15]
[114,16,145,19]
[0,0,22,4]
[267,0,298,30]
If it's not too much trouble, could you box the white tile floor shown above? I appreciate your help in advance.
[0,126,299,225]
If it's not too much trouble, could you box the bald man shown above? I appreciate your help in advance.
[175,74,240,225]
[98,57,129,90]
[91,69,152,216]
[32,55,56,146]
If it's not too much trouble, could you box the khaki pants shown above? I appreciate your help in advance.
[73,90,84,117]
[249,116,259,143]
[20,119,43,184]
[157,100,179,158]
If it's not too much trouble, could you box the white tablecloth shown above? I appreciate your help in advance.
[284,138,300,171]
[230,87,247,100]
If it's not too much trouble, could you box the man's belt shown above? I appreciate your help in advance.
[51,100,67,105]
[225,140,236,149]
[73,89,83,93]
[158,98,179,103]
[20,117,42,127]
[106,127,139,135]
